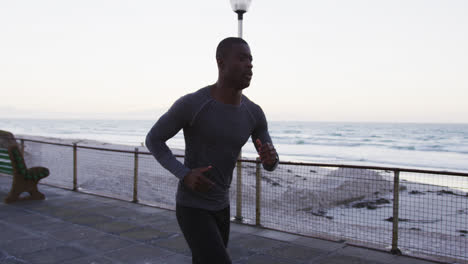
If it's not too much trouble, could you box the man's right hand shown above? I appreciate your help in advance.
[183,166,215,192]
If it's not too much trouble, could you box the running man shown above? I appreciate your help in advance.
[146,37,279,264]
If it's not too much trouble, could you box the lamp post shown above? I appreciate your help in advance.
[230,0,252,38]
[230,0,252,223]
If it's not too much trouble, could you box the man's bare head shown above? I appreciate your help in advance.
[216,37,249,61]
[216,37,253,90]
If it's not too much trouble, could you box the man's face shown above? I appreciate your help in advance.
[222,43,253,89]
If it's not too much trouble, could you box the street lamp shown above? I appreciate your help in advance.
[230,0,252,223]
[230,0,252,38]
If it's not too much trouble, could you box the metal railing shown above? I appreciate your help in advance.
[2,137,468,263]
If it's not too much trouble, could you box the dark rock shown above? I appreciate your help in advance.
[410,228,421,231]
[439,190,456,195]
[311,210,332,220]
[428,189,466,197]
[385,217,440,224]
[310,170,317,173]
[336,196,365,206]
[375,198,391,205]
[262,176,281,186]
[409,190,425,195]
[385,217,409,222]
[458,230,468,234]
[352,198,390,209]
[352,202,367,209]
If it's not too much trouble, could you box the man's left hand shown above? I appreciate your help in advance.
[255,139,278,167]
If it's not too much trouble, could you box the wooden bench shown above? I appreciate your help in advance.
[0,130,49,203]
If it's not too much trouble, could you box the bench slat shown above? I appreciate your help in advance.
[0,160,13,167]
[0,164,10,170]
[0,165,12,170]
[0,149,8,154]
[0,168,13,174]
[0,167,13,174]
[0,154,10,160]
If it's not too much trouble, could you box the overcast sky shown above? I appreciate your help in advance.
[1,0,467,123]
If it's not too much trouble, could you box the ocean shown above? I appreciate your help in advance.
[1,118,468,172]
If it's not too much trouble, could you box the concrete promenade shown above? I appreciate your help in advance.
[0,176,439,264]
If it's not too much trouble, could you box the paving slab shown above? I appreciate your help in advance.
[265,244,329,264]
[150,220,182,233]
[47,225,104,242]
[132,204,168,214]
[316,254,388,264]
[0,207,32,219]
[93,221,141,234]
[0,256,29,264]
[134,212,178,226]
[230,235,289,253]
[230,221,262,235]
[71,233,134,253]
[8,200,49,209]
[291,235,346,252]
[0,237,62,256]
[36,198,96,209]
[103,244,174,263]
[241,254,293,264]
[67,214,112,226]
[336,245,399,264]
[28,220,76,233]
[255,229,303,242]
[20,246,86,264]
[62,255,116,264]
[81,204,131,217]
[0,222,35,239]
[1,213,55,227]
[150,233,191,255]
[157,253,192,264]
[47,208,85,219]
[120,226,172,242]
[227,244,256,262]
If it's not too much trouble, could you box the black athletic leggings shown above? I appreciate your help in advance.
[176,204,232,264]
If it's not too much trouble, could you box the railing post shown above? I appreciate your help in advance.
[133,147,139,203]
[391,169,402,255]
[20,139,25,155]
[73,143,77,191]
[255,157,262,226]
[235,151,243,221]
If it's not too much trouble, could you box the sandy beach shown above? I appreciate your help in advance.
[12,134,468,262]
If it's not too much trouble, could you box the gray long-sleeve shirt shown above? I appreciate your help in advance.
[146,86,278,210]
